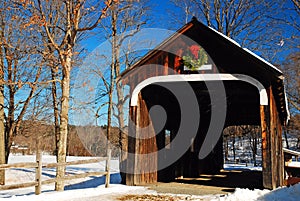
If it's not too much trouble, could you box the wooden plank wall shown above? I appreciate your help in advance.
[126,106,137,185]
[126,94,157,185]
[125,47,284,187]
[270,87,284,187]
[261,87,284,189]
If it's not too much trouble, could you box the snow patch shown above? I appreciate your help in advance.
[212,184,300,201]
[1,155,300,200]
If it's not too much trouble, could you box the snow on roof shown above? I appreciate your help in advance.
[283,86,291,122]
[207,23,289,122]
[207,26,242,47]
[243,48,283,74]
[283,148,300,156]
[207,26,283,75]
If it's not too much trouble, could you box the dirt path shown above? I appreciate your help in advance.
[117,170,262,200]
[146,169,262,195]
[145,182,233,196]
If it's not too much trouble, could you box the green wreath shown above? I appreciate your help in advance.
[182,47,208,71]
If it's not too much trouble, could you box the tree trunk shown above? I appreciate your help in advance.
[0,96,4,185]
[51,65,60,156]
[283,127,289,149]
[116,78,127,183]
[0,27,5,184]
[106,6,116,154]
[110,4,128,183]
[232,136,236,162]
[34,0,113,191]
[5,128,14,162]
[225,137,229,161]
[5,57,14,163]
[254,134,258,166]
[55,52,71,191]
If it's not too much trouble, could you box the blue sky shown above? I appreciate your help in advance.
[83,0,299,58]
[72,0,299,126]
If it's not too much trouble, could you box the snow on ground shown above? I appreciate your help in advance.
[217,184,300,201]
[0,184,156,201]
[224,163,262,171]
[286,161,300,168]
[1,155,300,201]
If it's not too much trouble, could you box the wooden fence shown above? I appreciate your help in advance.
[0,149,111,195]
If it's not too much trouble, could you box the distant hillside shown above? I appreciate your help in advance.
[11,120,122,157]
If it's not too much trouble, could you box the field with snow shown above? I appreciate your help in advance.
[0,154,300,201]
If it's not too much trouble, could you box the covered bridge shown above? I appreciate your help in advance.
[119,17,289,189]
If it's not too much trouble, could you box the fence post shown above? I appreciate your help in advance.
[35,139,42,195]
[105,149,111,188]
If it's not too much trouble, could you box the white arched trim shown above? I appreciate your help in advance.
[130,74,268,106]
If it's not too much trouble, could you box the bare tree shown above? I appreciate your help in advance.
[286,114,300,149]
[0,0,43,184]
[282,1,300,113]
[170,0,195,24]
[283,53,300,112]
[279,1,300,150]
[223,126,237,162]
[279,0,300,36]
[240,125,261,166]
[223,125,261,165]
[288,0,300,48]
[92,0,149,183]
[292,0,300,9]
[0,8,4,184]
[282,52,300,150]
[170,0,285,60]
[26,0,114,191]
[111,0,149,183]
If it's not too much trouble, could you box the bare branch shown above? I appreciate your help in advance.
[76,0,113,32]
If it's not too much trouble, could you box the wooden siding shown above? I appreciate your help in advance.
[126,94,157,185]
[261,87,284,189]
[125,62,285,188]
[122,19,287,188]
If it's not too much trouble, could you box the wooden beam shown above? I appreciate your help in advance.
[261,87,284,189]
[269,87,284,187]
[261,103,272,189]
[130,74,268,106]
[126,105,137,185]
[126,93,158,185]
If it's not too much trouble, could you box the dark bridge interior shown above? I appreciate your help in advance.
[141,80,262,186]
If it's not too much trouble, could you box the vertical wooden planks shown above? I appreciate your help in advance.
[269,87,284,187]
[126,105,137,185]
[261,87,284,189]
[260,92,272,189]
[163,54,169,75]
[126,93,158,185]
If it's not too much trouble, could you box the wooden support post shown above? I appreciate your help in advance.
[278,123,284,186]
[35,139,42,195]
[261,103,272,189]
[126,93,158,185]
[261,87,284,189]
[270,88,284,187]
[163,54,169,75]
[0,140,4,185]
[105,149,111,188]
[126,106,137,185]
